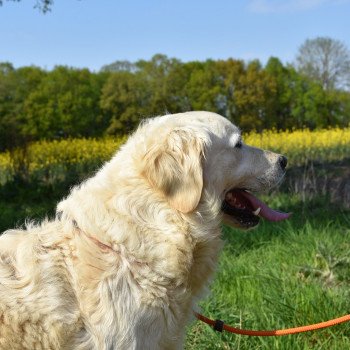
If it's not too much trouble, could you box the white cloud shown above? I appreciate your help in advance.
[248,0,349,13]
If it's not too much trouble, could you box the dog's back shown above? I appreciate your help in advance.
[0,222,86,349]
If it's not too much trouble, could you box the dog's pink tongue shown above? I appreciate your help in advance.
[241,191,291,222]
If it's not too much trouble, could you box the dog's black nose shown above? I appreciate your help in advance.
[279,156,288,170]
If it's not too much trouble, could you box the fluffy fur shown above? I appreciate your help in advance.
[0,111,285,349]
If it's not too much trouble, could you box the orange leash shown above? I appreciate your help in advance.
[84,232,350,336]
[195,312,350,336]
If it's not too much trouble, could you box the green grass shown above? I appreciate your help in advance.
[0,179,71,232]
[186,194,350,349]
[1,184,349,349]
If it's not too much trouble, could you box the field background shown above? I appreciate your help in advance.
[1,1,350,348]
[0,128,350,349]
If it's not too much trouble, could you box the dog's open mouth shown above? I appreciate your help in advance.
[222,189,291,229]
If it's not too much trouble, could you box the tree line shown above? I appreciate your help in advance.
[1,54,350,152]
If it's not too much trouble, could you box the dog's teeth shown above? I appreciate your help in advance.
[253,207,261,216]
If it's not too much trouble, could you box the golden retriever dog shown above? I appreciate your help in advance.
[0,111,289,349]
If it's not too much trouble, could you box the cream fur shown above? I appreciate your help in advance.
[0,111,285,349]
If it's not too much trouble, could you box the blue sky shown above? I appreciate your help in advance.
[1,0,350,71]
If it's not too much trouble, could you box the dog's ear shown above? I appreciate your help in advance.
[141,127,205,213]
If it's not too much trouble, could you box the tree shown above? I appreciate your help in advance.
[215,58,245,121]
[0,64,47,180]
[183,60,225,115]
[0,64,46,151]
[264,57,304,129]
[1,55,349,148]
[0,0,69,12]
[233,60,277,131]
[23,66,107,139]
[100,71,150,134]
[135,54,181,114]
[100,54,193,135]
[100,60,138,73]
[296,37,350,90]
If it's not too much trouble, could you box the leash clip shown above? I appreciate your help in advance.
[213,319,224,332]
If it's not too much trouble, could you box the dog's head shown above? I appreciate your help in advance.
[137,111,289,229]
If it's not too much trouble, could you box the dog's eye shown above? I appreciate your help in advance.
[235,140,243,149]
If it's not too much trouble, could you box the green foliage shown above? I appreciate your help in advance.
[0,64,109,151]
[1,55,350,152]
[100,71,150,134]
[0,63,47,151]
[23,66,108,139]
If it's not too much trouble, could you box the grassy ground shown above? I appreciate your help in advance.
[186,194,350,349]
[0,179,69,232]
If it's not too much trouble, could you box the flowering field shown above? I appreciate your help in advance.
[245,127,350,166]
[0,128,349,184]
[0,136,127,184]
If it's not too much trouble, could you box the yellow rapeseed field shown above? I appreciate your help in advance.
[0,136,126,173]
[244,127,350,165]
[0,128,349,181]
[28,136,128,169]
